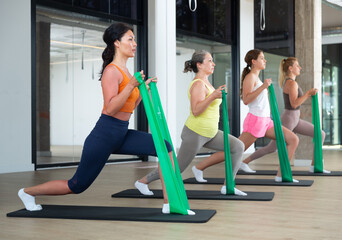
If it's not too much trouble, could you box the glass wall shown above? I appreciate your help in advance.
[254,0,295,57]
[175,36,232,153]
[35,5,141,167]
[175,0,235,153]
[322,44,342,145]
[253,0,295,148]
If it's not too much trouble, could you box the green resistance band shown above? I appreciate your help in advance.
[269,84,293,182]
[149,81,189,209]
[221,90,236,194]
[134,72,189,214]
[312,94,323,173]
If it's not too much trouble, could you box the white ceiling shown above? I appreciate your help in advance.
[322,1,342,29]
[38,2,342,63]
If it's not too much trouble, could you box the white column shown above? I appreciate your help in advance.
[239,0,255,153]
[0,0,33,173]
[294,0,322,166]
[148,0,177,159]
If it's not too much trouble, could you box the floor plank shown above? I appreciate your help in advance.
[1,150,342,240]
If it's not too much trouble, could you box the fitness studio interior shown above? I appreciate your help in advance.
[1,0,342,239]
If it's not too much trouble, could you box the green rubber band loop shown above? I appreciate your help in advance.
[149,81,190,209]
[134,72,189,214]
[269,84,293,182]
[222,90,236,194]
[312,94,323,173]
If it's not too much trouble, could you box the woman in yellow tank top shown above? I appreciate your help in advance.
[136,50,247,196]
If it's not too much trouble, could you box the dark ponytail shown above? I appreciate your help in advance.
[183,50,209,73]
[240,49,263,97]
[99,22,133,80]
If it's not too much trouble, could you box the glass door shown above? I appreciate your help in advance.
[175,35,232,154]
[322,63,341,145]
[35,7,139,167]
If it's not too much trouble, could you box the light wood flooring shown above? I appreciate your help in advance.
[1,150,342,240]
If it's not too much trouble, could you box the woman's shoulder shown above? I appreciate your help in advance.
[101,64,123,82]
[244,72,257,85]
[285,79,298,89]
[283,79,298,94]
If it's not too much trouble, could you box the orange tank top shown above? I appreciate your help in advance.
[103,64,140,113]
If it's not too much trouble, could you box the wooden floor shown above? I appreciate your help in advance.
[1,150,342,240]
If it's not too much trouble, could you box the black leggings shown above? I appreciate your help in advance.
[68,114,172,193]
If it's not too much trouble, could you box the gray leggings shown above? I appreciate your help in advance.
[145,125,245,183]
[249,109,326,161]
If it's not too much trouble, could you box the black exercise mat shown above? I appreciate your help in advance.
[7,205,215,223]
[238,170,342,176]
[183,177,314,186]
[7,205,216,223]
[112,189,274,201]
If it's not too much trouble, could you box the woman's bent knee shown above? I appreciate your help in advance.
[68,180,90,194]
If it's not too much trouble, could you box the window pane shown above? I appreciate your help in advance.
[254,0,295,57]
[322,44,342,145]
[176,0,231,43]
[36,7,139,166]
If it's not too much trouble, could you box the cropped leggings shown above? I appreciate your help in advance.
[249,109,325,161]
[68,114,172,194]
[145,125,245,183]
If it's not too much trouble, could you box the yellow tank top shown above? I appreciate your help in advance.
[185,79,222,138]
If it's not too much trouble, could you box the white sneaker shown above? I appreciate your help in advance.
[275,176,299,183]
[220,186,247,196]
[239,162,256,173]
[192,166,207,182]
[162,203,196,215]
[134,181,154,195]
[309,166,331,174]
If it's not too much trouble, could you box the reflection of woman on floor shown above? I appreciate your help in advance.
[238,49,299,182]
[18,22,194,215]
[240,57,330,174]
[135,50,247,196]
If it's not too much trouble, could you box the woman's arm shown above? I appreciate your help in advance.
[133,77,157,108]
[101,67,141,115]
[288,81,318,109]
[190,81,224,116]
[242,74,271,105]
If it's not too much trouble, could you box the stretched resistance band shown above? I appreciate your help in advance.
[149,81,189,208]
[312,94,323,173]
[134,72,189,215]
[221,90,235,194]
[268,84,293,182]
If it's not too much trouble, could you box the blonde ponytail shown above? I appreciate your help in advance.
[278,57,298,88]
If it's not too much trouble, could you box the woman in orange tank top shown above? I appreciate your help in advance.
[17,22,194,215]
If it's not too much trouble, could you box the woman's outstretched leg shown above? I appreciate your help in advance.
[18,180,72,211]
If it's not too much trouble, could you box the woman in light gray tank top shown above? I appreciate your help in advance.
[240,57,331,174]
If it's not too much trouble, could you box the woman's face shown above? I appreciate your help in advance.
[115,30,137,58]
[252,52,267,70]
[198,53,215,75]
[289,61,301,76]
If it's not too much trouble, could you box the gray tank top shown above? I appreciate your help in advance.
[283,79,303,110]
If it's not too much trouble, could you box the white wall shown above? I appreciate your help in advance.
[50,59,103,145]
[148,0,177,155]
[50,57,135,146]
[0,0,33,173]
[240,0,255,153]
[176,49,194,149]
